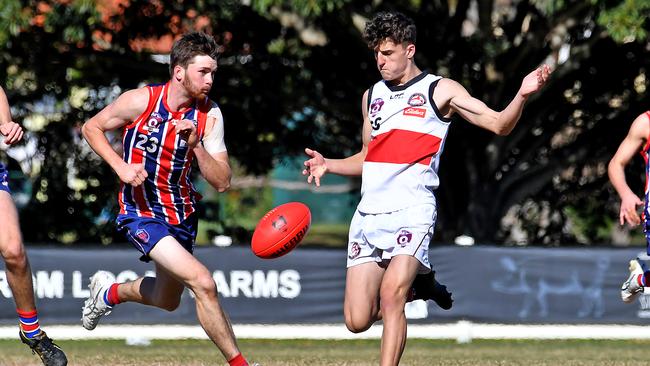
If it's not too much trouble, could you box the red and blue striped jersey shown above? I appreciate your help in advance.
[118,83,210,225]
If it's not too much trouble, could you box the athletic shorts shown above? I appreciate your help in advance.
[116,214,198,262]
[347,203,436,274]
[0,164,9,194]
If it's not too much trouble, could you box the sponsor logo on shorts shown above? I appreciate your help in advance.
[403,107,426,118]
[408,93,426,106]
[135,229,150,243]
[349,242,361,259]
[272,216,288,231]
[396,230,413,246]
[369,98,384,116]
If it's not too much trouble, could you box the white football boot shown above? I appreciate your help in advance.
[621,259,645,303]
[82,270,114,330]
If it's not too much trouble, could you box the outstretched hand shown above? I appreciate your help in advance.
[302,148,327,187]
[0,121,24,145]
[519,64,552,98]
[619,193,643,227]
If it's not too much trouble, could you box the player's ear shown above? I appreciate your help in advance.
[406,43,416,59]
[173,65,185,82]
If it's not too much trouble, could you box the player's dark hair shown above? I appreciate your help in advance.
[169,32,219,76]
[363,11,416,49]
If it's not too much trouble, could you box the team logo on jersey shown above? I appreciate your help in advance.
[369,98,384,116]
[143,113,164,133]
[403,107,426,118]
[349,242,361,259]
[135,229,150,243]
[396,230,413,246]
[408,93,426,106]
[272,216,288,231]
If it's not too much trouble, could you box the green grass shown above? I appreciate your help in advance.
[3,338,650,365]
[301,223,349,247]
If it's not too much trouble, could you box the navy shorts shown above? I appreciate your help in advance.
[0,164,10,194]
[116,214,198,262]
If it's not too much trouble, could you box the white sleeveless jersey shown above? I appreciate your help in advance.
[358,72,451,214]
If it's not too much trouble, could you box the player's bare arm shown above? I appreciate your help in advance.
[194,114,231,192]
[608,113,649,227]
[303,89,372,186]
[441,65,551,135]
[82,87,149,187]
[0,87,23,145]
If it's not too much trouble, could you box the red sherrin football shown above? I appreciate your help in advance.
[251,202,311,259]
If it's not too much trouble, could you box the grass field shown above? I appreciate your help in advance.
[2,338,650,366]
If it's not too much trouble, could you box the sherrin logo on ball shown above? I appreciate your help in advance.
[251,202,311,259]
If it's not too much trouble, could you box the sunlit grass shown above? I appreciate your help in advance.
[2,338,650,366]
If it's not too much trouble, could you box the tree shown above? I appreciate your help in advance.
[0,0,647,245]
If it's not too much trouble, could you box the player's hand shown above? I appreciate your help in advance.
[302,148,327,187]
[518,64,551,98]
[619,193,643,227]
[0,121,24,145]
[117,163,148,187]
[174,119,198,148]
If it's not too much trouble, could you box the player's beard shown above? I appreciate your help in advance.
[182,77,209,99]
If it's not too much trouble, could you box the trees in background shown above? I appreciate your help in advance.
[0,0,647,245]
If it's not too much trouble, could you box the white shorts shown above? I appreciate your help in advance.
[346,203,436,273]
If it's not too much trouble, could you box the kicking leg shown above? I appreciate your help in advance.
[410,270,453,309]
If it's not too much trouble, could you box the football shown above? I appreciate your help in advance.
[251,202,311,259]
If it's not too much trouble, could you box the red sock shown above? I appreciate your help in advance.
[17,309,40,338]
[106,283,122,305]
[228,353,248,366]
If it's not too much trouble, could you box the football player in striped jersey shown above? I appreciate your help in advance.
[82,32,254,366]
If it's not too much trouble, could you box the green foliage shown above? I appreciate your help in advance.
[596,0,650,43]
[0,1,28,45]
[251,0,350,17]
[0,1,648,245]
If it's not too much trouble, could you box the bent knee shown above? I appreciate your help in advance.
[344,309,375,333]
[188,272,217,298]
[1,242,27,268]
[345,317,373,333]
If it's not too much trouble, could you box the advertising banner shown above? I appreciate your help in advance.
[0,246,647,325]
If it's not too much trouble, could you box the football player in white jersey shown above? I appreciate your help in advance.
[303,11,550,366]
